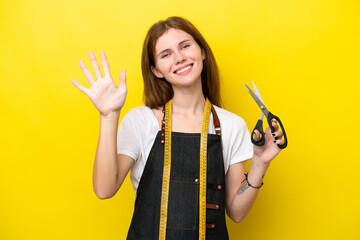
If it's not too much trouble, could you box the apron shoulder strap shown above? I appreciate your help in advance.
[211,105,221,136]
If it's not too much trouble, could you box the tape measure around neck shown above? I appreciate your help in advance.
[158,99,211,240]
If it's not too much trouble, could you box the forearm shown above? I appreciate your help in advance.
[93,111,121,199]
[227,156,270,222]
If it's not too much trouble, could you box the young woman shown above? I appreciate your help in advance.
[72,16,285,240]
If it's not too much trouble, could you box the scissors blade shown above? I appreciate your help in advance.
[252,81,264,103]
[245,84,270,117]
[252,81,264,119]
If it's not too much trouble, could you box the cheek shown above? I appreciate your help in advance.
[162,61,173,72]
[194,50,204,62]
[155,61,168,73]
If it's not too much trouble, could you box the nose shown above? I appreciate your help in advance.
[174,50,186,64]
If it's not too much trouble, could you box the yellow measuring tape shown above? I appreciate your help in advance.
[199,99,212,239]
[159,99,212,240]
[159,100,172,240]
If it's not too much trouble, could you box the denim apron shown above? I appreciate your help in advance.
[127,107,229,240]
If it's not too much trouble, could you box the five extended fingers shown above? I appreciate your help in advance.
[72,51,128,100]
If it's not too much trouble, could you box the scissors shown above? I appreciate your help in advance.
[245,82,288,149]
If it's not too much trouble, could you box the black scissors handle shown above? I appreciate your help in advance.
[267,112,288,149]
[251,119,265,146]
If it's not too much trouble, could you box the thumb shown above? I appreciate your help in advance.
[253,129,262,141]
[119,70,127,88]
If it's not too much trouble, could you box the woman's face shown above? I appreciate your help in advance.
[151,28,205,89]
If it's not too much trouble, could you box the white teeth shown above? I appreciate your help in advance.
[176,65,191,74]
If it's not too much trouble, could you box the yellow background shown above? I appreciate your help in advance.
[1,0,359,239]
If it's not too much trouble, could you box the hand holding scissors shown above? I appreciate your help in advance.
[245,82,288,149]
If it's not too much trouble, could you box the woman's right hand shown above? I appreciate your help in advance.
[71,51,127,117]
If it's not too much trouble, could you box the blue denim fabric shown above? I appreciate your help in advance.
[127,127,229,239]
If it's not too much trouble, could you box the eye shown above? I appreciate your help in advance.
[182,44,190,49]
[161,53,170,58]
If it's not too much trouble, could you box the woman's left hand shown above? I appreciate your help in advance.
[252,118,285,164]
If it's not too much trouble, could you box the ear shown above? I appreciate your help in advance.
[201,49,206,60]
[151,66,164,78]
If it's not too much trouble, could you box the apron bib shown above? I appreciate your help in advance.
[127,106,228,240]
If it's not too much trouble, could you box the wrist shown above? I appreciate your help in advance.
[100,111,121,124]
[100,110,120,118]
[242,173,264,189]
[252,155,271,168]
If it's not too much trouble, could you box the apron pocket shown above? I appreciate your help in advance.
[166,176,199,230]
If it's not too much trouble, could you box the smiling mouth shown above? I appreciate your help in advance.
[174,64,193,74]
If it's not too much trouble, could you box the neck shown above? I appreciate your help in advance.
[171,79,206,115]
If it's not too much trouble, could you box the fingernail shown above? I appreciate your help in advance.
[273,140,276,143]
[272,133,275,137]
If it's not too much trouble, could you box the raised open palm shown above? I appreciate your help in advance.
[71,51,127,116]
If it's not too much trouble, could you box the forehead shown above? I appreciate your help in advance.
[155,28,195,53]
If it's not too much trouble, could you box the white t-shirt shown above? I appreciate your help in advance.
[117,105,253,195]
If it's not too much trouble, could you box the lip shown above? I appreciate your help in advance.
[173,63,193,74]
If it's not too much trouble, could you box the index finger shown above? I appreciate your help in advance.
[100,51,111,77]
[271,120,279,132]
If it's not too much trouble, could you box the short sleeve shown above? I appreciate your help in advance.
[117,111,141,161]
[227,115,253,166]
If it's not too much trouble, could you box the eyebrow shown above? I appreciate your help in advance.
[157,39,191,57]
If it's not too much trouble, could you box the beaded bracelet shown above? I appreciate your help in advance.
[241,173,264,189]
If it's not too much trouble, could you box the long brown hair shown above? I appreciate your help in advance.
[142,16,223,108]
